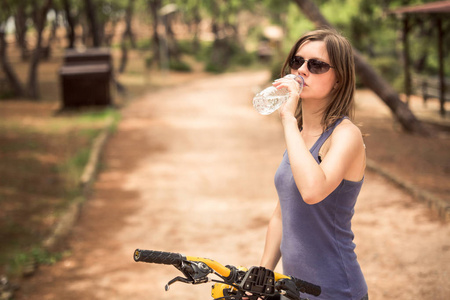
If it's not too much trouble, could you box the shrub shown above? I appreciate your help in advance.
[169,59,192,72]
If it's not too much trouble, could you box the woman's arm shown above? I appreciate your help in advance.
[260,202,282,270]
[272,75,365,205]
[282,116,365,204]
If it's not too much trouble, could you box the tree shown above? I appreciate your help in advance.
[0,1,25,97]
[292,0,428,135]
[201,0,255,72]
[27,0,53,99]
[0,27,25,97]
[1,0,53,99]
[147,0,162,66]
[62,0,78,49]
[84,0,101,47]
[119,0,137,73]
[123,0,136,48]
[14,0,29,61]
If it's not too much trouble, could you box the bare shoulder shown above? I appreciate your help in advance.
[331,118,365,148]
[329,119,366,180]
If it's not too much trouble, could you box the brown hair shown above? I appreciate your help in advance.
[281,28,356,131]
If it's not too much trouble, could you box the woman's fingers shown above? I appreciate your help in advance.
[273,79,300,95]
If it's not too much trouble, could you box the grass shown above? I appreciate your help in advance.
[0,39,126,278]
[0,89,120,279]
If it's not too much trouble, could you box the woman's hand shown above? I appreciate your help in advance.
[272,76,301,120]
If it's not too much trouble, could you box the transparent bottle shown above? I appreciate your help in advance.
[253,74,304,115]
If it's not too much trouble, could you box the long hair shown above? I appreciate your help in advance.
[281,28,356,131]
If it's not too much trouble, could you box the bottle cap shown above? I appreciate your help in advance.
[284,74,304,86]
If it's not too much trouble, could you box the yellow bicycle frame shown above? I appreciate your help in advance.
[186,256,291,299]
[186,256,232,277]
[186,256,289,280]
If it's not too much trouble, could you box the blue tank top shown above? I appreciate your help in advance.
[274,117,367,300]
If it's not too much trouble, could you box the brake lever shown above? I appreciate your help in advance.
[165,261,213,291]
[275,279,301,300]
[165,276,193,291]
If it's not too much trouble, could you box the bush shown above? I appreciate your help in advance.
[205,62,222,73]
[270,55,287,81]
[177,39,195,55]
[169,59,192,72]
[231,51,257,67]
[367,56,402,89]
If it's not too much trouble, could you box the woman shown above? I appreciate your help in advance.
[260,29,368,299]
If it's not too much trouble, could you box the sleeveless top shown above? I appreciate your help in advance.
[274,117,367,300]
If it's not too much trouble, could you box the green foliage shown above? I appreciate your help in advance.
[177,39,195,55]
[145,55,154,68]
[136,39,152,51]
[1,0,449,98]
[169,59,192,72]
[59,144,91,197]
[194,40,214,63]
[270,55,288,81]
[0,88,15,100]
[9,246,66,275]
[285,3,314,50]
[231,51,256,67]
[204,62,221,74]
[203,37,257,73]
[77,107,121,124]
[367,55,403,89]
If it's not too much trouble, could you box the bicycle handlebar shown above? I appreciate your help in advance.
[134,249,184,266]
[134,249,233,278]
[291,278,321,297]
[134,248,321,299]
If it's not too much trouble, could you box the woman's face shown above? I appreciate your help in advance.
[291,40,337,104]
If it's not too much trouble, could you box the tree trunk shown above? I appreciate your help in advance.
[124,0,136,48]
[208,1,233,71]
[63,0,76,48]
[0,28,25,97]
[292,0,428,135]
[402,16,412,103]
[119,0,136,73]
[27,0,53,99]
[14,2,29,61]
[436,17,445,117]
[191,1,201,53]
[84,0,101,47]
[119,43,128,73]
[148,0,162,66]
[164,13,180,61]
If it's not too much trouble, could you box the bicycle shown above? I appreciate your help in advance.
[133,249,321,300]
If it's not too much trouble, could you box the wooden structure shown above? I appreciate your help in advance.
[389,1,450,117]
[59,48,113,108]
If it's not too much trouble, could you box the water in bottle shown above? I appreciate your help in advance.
[253,74,304,115]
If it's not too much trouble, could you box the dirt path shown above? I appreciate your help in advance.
[16,71,449,300]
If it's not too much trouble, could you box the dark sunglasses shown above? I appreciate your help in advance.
[289,56,334,74]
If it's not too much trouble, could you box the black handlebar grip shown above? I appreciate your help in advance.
[134,249,183,266]
[292,276,321,296]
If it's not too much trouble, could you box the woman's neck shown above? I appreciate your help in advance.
[301,101,325,134]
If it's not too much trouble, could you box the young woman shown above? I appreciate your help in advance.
[260,29,368,300]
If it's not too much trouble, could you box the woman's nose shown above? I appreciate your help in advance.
[298,60,308,76]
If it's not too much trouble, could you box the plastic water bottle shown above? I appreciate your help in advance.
[253,74,304,115]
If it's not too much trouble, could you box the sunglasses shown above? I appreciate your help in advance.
[289,56,334,74]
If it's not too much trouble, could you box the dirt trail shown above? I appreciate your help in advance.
[16,71,449,300]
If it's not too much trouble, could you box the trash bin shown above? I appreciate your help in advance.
[64,48,112,67]
[59,48,113,108]
[59,63,112,108]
